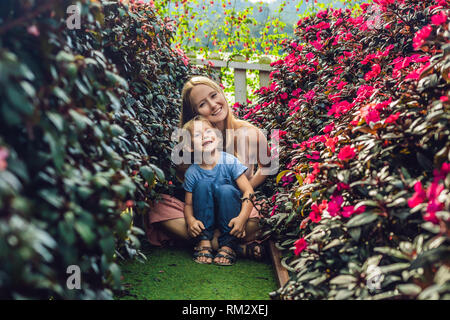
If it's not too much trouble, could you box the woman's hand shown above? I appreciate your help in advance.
[187,218,205,238]
[228,216,247,238]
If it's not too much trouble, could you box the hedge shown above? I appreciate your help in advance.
[0,0,194,299]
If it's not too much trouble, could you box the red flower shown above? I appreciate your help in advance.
[0,147,9,171]
[337,182,350,191]
[325,136,338,153]
[384,112,400,124]
[303,90,316,101]
[294,237,308,255]
[413,25,432,50]
[365,110,380,124]
[310,200,328,223]
[323,122,335,133]
[306,151,320,160]
[408,181,426,208]
[27,25,40,37]
[341,205,366,218]
[431,11,447,25]
[126,200,135,208]
[364,64,381,81]
[271,205,279,216]
[327,195,343,217]
[338,146,356,161]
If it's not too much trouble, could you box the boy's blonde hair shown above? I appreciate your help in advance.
[181,115,222,153]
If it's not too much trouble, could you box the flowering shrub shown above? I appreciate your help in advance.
[0,0,191,299]
[239,0,450,299]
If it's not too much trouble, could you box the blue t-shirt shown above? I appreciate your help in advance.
[182,151,248,193]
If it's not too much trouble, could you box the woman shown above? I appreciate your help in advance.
[147,75,274,262]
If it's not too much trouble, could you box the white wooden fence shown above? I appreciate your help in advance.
[188,54,273,104]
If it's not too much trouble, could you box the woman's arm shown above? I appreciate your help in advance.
[248,128,274,189]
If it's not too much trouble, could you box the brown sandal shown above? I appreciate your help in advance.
[193,246,214,264]
[214,247,236,266]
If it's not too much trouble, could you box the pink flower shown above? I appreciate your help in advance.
[337,81,348,90]
[341,205,366,218]
[325,136,338,153]
[328,101,354,118]
[327,195,344,217]
[355,85,375,103]
[364,64,381,81]
[310,200,328,223]
[294,237,308,255]
[384,112,400,124]
[365,110,380,124]
[323,122,335,133]
[292,88,302,97]
[423,210,440,225]
[311,40,324,51]
[431,11,447,25]
[433,162,450,181]
[337,182,350,191]
[270,205,279,216]
[408,181,426,208]
[0,147,9,171]
[413,25,433,50]
[306,151,320,160]
[280,92,288,100]
[338,146,356,161]
[426,181,444,201]
[27,25,40,37]
[304,90,316,102]
[305,52,315,61]
[440,96,449,102]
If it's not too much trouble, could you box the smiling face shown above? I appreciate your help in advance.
[189,84,229,127]
[190,120,219,154]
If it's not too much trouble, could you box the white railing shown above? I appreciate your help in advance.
[188,54,273,104]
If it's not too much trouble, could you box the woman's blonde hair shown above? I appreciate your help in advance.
[180,76,255,157]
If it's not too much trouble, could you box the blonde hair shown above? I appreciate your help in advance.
[180,76,257,157]
[182,115,215,138]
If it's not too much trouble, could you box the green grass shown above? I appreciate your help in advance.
[116,246,278,300]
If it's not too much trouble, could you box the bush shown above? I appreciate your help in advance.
[239,0,450,299]
[0,0,193,299]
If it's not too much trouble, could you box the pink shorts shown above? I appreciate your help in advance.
[146,194,262,246]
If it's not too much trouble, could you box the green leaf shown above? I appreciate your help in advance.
[346,212,378,228]
[374,247,410,260]
[330,275,357,285]
[276,170,290,184]
[397,284,421,296]
[140,166,155,184]
[150,164,165,181]
[74,221,95,246]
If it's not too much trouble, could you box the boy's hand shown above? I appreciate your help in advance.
[187,219,205,238]
[228,216,247,239]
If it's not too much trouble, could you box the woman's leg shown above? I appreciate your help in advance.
[158,218,190,241]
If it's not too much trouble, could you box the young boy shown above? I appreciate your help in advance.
[181,115,254,266]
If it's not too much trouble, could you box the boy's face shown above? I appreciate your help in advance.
[191,121,219,154]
